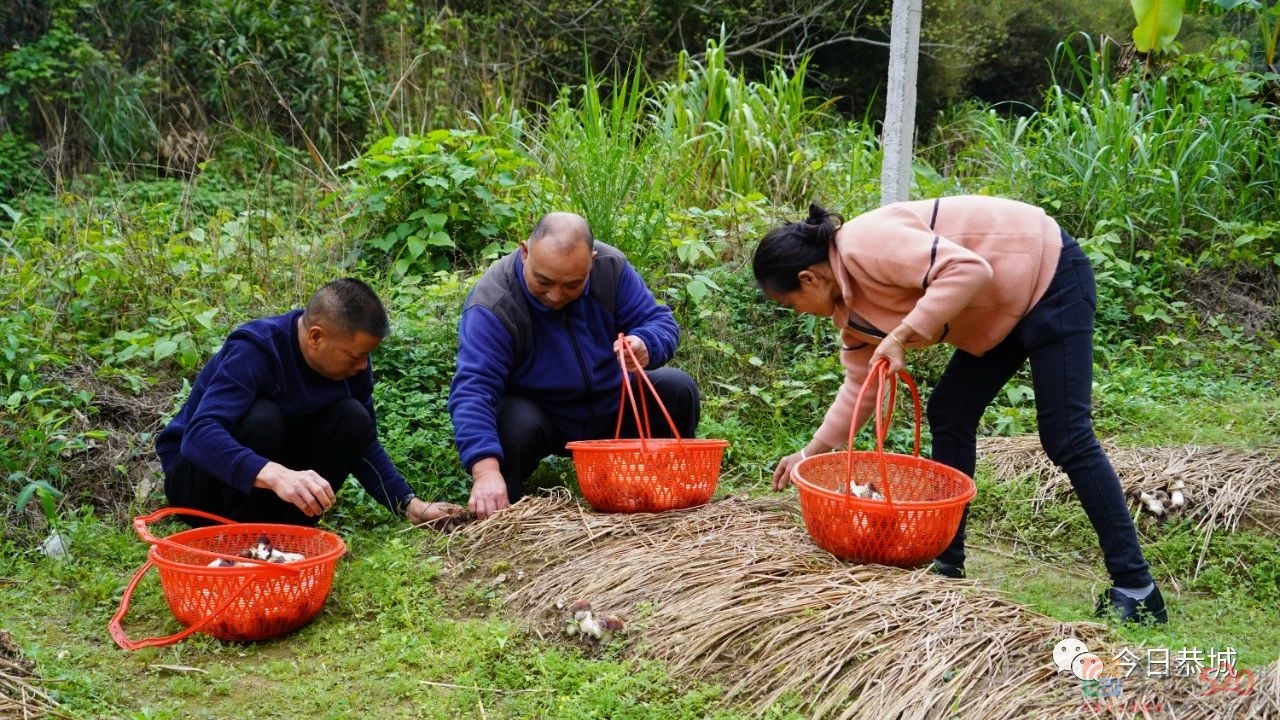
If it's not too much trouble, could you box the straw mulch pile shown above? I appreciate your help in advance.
[977,437,1280,544]
[450,490,1278,719]
[0,630,66,720]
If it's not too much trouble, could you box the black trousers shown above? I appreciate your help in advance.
[164,398,373,526]
[497,367,700,503]
[929,235,1153,589]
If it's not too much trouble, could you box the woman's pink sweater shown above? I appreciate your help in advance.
[813,195,1063,451]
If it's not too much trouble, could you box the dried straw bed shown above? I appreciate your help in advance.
[977,437,1280,540]
[1,631,66,720]
[450,491,1278,719]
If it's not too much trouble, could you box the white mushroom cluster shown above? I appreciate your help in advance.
[561,599,623,642]
[1127,472,1187,520]
[207,535,306,567]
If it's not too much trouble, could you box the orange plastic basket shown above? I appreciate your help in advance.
[792,362,975,568]
[566,335,729,513]
[109,507,346,650]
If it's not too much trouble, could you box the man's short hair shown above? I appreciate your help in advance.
[303,278,390,338]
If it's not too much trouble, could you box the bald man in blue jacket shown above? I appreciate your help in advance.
[448,213,700,519]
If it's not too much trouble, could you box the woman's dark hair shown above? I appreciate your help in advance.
[752,203,844,294]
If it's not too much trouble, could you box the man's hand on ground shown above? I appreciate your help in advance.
[406,497,469,530]
[468,459,510,520]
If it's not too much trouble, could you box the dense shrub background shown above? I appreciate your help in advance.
[2,0,1277,524]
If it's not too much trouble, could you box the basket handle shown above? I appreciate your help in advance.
[131,507,302,576]
[108,557,256,651]
[844,360,925,505]
[611,333,684,452]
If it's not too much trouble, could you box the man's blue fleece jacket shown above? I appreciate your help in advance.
[448,248,679,472]
[155,309,413,511]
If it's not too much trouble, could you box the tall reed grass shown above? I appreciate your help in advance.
[652,37,833,207]
[533,67,675,263]
[526,35,843,273]
[1034,42,1279,243]
[930,37,1280,253]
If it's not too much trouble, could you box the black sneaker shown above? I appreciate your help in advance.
[1096,586,1168,625]
[931,560,965,579]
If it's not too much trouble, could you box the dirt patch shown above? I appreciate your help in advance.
[1183,266,1279,338]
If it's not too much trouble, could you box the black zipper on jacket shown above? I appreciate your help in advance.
[562,312,598,432]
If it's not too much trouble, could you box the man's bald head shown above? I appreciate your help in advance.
[528,212,594,251]
[521,212,597,311]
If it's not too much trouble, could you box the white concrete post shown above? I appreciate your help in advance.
[879,0,923,206]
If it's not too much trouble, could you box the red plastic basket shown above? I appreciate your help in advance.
[566,335,729,513]
[792,362,975,567]
[109,507,346,650]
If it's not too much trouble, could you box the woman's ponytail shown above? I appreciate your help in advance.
[752,202,844,294]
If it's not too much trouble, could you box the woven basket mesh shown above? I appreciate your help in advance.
[568,438,729,513]
[151,523,344,642]
[793,450,975,567]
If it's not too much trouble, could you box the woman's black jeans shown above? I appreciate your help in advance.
[928,232,1153,589]
[164,398,373,526]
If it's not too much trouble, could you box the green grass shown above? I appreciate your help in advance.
[2,521,792,720]
[1093,367,1280,447]
[967,543,1280,670]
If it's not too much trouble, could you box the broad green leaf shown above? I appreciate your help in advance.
[408,210,449,231]
[685,278,708,304]
[692,273,722,292]
[426,231,454,249]
[369,230,398,252]
[39,486,57,519]
[153,339,179,361]
[1131,0,1185,53]
[194,309,219,329]
[449,165,478,184]
[15,482,35,512]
